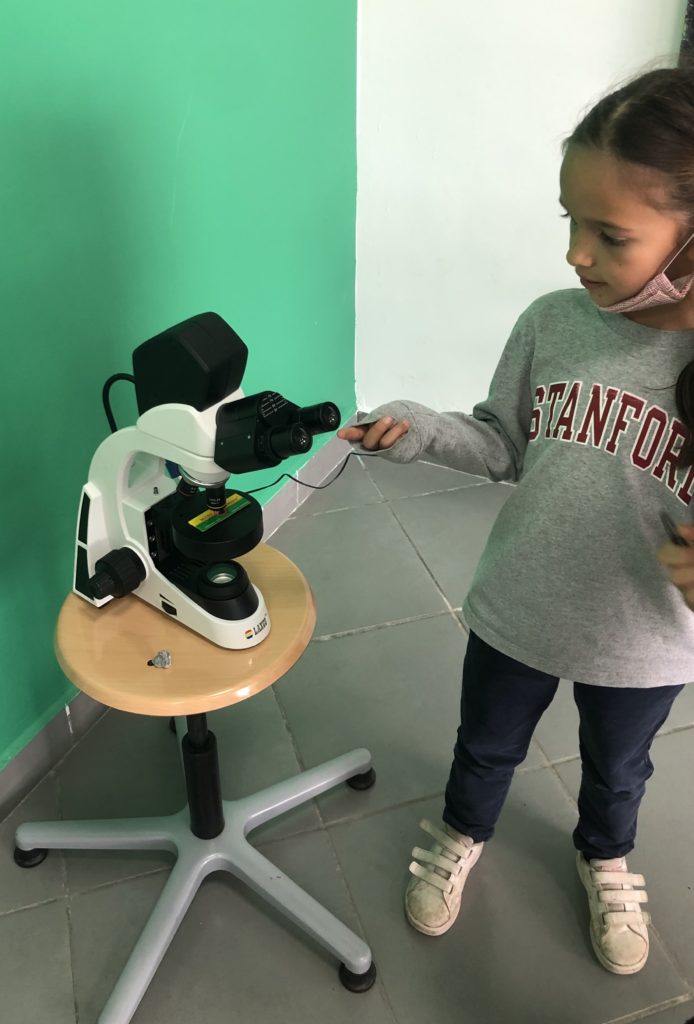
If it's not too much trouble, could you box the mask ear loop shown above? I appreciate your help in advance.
[660,229,694,278]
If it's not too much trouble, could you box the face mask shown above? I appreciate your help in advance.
[600,231,694,314]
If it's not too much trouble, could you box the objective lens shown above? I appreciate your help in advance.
[206,485,227,513]
[177,479,198,497]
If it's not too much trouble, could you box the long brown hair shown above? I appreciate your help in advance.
[563,65,694,468]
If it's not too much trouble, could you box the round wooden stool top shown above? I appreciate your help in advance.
[55,544,316,717]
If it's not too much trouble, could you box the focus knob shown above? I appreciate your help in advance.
[88,547,146,600]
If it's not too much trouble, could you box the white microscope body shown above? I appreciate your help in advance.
[74,396,271,649]
[73,313,340,650]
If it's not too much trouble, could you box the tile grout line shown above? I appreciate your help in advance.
[321,822,400,1024]
[270,621,400,1022]
[647,925,694,1000]
[254,790,451,850]
[295,451,489,507]
[0,864,172,921]
[253,762,593,849]
[355,454,388,501]
[656,721,694,740]
[56,787,80,1024]
[523,733,552,772]
[0,893,64,919]
[0,864,175,921]
[296,452,471,641]
[288,482,487,520]
[546,756,582,814]
[270,687,308,777]
[69,865,171,900]
[268,686,333,836]
[65,896,80,1024]
[358,455,490,501]
[311,608,460,643]
[385,496,468,623]
[602,993,694,1024]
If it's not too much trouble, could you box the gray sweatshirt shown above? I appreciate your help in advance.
[360,288,694,687]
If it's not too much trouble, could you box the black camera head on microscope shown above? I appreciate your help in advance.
[132,313,249,414]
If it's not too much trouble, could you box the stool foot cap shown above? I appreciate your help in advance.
[339,960,377,992]
[14,847,48,869]
[346,768,376,791]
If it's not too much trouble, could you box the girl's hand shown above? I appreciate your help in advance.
[656,523,694,611]
[337,416,410,451]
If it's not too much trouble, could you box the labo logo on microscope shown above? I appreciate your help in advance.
[244,615,268,640]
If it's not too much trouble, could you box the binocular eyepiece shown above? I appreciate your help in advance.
[214,393,341,475]
[257,401,340,461]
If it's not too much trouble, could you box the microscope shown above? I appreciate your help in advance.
[73,312,340,648]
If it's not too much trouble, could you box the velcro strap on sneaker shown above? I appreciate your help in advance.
[590,871,645,887]
[408,861,452,893]
[604,910,651,925]
[598,889,648,904]
[411,847,462,874]
[418,818,472,859]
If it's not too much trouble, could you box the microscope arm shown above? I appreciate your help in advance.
[136,393,242,461]
[82,407,232,579]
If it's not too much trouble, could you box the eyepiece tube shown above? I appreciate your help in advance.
[295,402,341,435]
[268,422,312,459]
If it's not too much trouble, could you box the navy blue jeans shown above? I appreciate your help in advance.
[443,631,683,860]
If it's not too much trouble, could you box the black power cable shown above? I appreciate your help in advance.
[102,373,136,433]
[244,449,380,496]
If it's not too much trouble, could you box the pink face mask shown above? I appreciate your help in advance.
[600,231,694,314]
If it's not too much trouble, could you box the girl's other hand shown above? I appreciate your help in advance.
[656,523,694,611]
[337,416,410,451]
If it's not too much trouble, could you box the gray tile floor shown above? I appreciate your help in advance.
[3,452,694,1023]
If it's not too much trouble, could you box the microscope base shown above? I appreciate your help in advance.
[15,733,377,1024]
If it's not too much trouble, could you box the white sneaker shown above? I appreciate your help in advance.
[405,818,484,936]
[576,852,650,974]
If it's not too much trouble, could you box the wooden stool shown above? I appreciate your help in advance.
[15,544,376,1024]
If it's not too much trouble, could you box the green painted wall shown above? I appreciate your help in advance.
[0,0,357,770]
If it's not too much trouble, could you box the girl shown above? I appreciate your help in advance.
[339,65,694,976]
